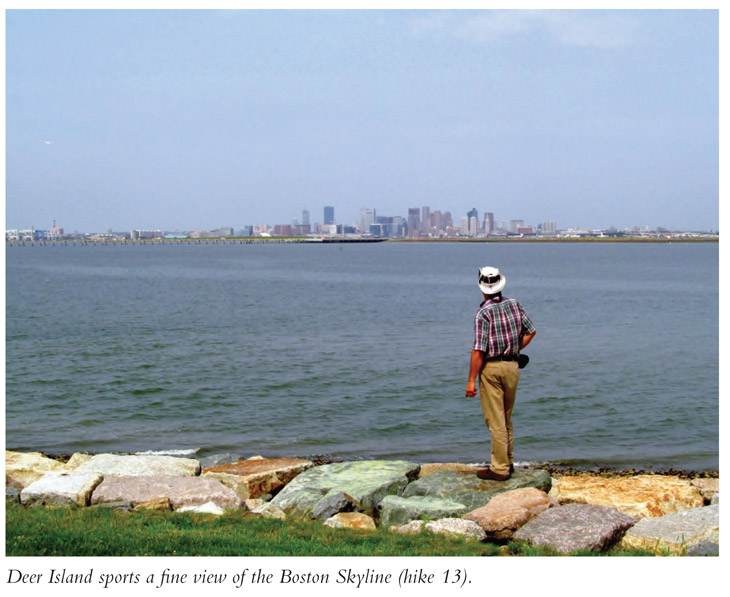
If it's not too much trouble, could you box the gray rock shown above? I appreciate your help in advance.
[425,518,487,542]
[90,501,134,512]
[391,520,426,534]
[403,468,552,511]
[711,493,719,505]
[379,495,468,528]
[198,453,246,469]
[687,541,719,556]
[90,475,242,510]
[6,486,22,504]
[513,503,636,554]
[621,504,719,555]
[76,454,201,477]
[269,460,420,519]
[20,471,104,507]
[310,491,359,521]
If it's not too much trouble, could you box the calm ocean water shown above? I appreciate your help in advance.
[5,241,719,470]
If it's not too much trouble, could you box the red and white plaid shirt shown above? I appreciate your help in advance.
[473,295,536,357]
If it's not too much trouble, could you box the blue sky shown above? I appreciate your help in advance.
[5,9,719,232]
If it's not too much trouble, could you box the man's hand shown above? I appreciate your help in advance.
[465,350,484,397]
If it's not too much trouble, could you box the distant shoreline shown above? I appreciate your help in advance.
[5,236,718,246]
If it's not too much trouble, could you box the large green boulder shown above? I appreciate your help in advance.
[402,468,552,511]
[378,495,468,528]
[269,460,420,519]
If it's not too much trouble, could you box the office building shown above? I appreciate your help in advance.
[324,206,335,225]
[510,220,524,233]
[360,208,376,234]
[421,206,431,234]
[407,208,421,237]
[541,221,557,235]
[467,208,479,229]
[483,212,495,235]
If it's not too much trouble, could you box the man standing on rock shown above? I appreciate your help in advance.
[465,267,536,481]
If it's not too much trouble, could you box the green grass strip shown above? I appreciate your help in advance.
[6,503,655,557]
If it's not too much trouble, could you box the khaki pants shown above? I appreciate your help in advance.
[478,360,520,476]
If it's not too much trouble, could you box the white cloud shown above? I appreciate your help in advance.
[410,10,638,49]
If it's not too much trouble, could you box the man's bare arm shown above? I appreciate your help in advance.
[520,331,536,350]
[465,349,484,397]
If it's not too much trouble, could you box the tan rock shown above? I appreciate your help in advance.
[20,471,104,507]
[202,457,313,499]
[62,453,95,470]
[550,475,703,518]
[6,451,65,488]
[391,520,426,534]
[620,505,718,555]
[76,454,201,477]
[251,503,286,519]
[244,498,266,511]
[425,518,487,542]
[463,488,551,539]
[91,475,242,510]
[418,463,481,478]
[135,497,173,511]
[690,478,719,502]
[324,512,377,531]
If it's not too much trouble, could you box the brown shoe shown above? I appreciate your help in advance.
[476,468,511,481]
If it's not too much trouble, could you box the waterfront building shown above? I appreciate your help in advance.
[324,206,335,225]
[302,210,310,226]
[273,224,293,236]
[510,220,524,233]
[541,221,557,235]
[131,229,162,240]
[293,224,311,235]
[460,216,469,236]
[467,208,479,233]
[407,208,421,238]
[483,212,495,235]
[421,206,430,234]
[360,208,376,234]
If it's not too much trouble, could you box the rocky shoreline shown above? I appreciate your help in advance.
[6,450,719,556]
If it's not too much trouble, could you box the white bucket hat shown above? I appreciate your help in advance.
[478,266,506,295]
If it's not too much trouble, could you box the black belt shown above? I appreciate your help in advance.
[485,355,518,362]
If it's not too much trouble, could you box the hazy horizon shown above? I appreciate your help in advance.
[5,9,719,233]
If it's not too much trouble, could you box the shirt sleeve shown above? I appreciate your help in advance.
[519,303,536,335]
[472,311,489,351]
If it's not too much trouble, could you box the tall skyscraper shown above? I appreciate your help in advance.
[360,208,375,233]
[421,206,430,233]
[324,206,335,225]
[302,210,310,226]
[483,212,494,235]
[407,208,421,238]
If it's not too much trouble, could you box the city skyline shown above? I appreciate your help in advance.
[6,199,718,241]
[5,10,719,233]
